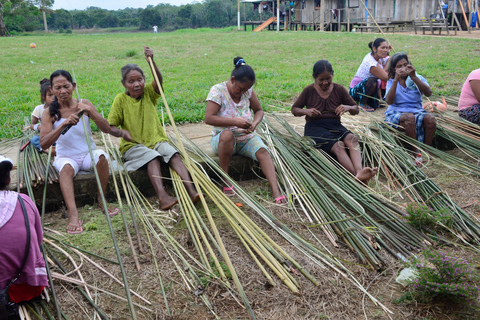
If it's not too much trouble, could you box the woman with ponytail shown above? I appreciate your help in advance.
[349,38,391,112]
[205,57,286,204]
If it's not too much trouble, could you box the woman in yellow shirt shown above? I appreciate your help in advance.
[108,46,199,210]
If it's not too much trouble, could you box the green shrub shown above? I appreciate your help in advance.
[125,49,137,57]
[58,28,64,33]
[406,250,479,302]
[66,29,73,34]
[198,258,232,288]
[406,203,453,229]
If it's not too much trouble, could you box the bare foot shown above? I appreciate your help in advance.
[191,193,201,204]
[159,195,178,210]
[355,167,378,184]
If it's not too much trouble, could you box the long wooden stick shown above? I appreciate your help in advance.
[359,0,394,51]
[146,55,256,320]
[458,0,469,29]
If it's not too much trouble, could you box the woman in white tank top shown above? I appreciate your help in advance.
[40,70,119,234]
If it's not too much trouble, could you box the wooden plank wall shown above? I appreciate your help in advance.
[300,0,451,23]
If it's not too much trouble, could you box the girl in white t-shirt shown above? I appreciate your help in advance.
[23,78,55,152]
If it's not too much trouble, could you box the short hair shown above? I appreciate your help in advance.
[0,160,13,190]
[387,52,409,79]
[231,57,255,84]
[121,64,145,84]
[312,60,334,78]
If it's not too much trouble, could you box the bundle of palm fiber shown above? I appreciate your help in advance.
[341,115,480,245]
[259,115,433,267]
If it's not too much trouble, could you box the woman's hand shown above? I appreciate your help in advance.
[64,112,80,126]
[23,125,31,132]
[335,105,351,116]
[405,64,417,78]
[394,67,408,80]
[144,46,154,62]
[304,109,321,118]
[121,129,133,142]
[235,118,252,129]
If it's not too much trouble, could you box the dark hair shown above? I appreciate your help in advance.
[121,64,145,84]
[49,70,73,121]
[0,160,13,190]
[312,60,334,78]
[387,52,409,79]
[368,38,387,53]
[231,57,255,84]
[40,78,51,103]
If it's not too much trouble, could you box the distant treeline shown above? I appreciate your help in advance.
[5,1,267,33]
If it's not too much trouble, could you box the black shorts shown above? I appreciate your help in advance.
[304,118,351,152]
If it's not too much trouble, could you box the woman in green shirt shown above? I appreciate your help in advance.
[108,46,199,210]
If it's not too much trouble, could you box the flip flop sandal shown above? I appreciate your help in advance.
[275,195,287,205]
[360,105,375,112]
[67,220,83,234]
[223,186,235,197]
[98,205,120,217]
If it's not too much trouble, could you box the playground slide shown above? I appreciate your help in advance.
[253,17,277,32]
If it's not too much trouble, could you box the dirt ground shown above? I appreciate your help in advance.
[38,109,480,320]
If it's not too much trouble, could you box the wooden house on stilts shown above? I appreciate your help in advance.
[240,0,477,33]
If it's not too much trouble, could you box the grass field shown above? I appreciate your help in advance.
[0,28,478,138]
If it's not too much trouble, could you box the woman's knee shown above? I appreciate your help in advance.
[60,164,75,177]
[423,115,437,129]
[255,147,269,160]
[97,154,107,165]
[399,113,415,126]
[218,130,235,144]
[343,134,358,147]
[330,141,346,155]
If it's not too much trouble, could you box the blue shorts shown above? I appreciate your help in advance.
[210,130,267,161]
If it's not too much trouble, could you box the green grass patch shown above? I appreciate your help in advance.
[1,29,477,138]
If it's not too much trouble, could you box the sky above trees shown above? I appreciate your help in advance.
[52,0,191,10]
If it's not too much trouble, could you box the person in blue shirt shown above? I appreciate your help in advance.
[384,52,436,146]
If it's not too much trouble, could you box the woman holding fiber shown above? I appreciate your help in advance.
[204,56,286,204]
[349,38,390,112]
[292,60,377,183]
[384,52,436,146]
[108,46,199,210]
[40,70,118,234]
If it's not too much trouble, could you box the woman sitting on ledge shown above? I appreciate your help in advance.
[40,70,118,234]
[108,46,199,210]
[205,57,286,204]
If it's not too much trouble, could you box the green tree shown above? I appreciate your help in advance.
[34,0,53,31]
[1,0,28,35]
[139,6,161,30]
[1,0,41,34]
[48,8,72,29]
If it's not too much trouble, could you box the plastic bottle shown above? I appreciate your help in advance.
[415,153,423,168]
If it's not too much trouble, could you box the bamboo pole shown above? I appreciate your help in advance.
[146,56,256,319]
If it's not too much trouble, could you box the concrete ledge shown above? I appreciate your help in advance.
[13,155,260,212]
